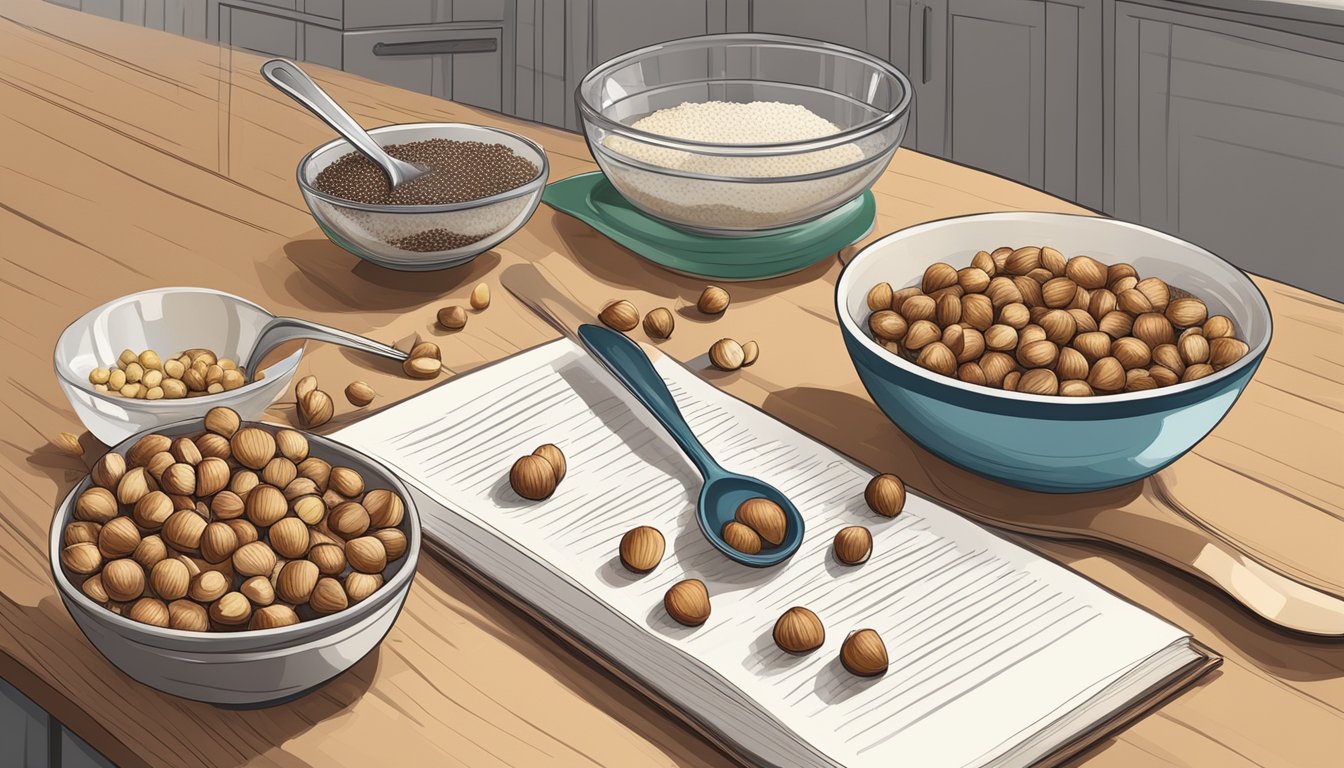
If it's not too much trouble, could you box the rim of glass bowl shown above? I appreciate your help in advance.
[835,212,1274,407]
[296,123,550,214]
[577,33,913,159]
[52,287,301,410]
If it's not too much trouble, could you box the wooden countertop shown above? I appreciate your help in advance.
[2,2,1341,766]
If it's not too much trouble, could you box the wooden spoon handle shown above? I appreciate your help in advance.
[952,501,1344,636]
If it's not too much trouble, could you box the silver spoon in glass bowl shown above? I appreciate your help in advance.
[261,58,427,189]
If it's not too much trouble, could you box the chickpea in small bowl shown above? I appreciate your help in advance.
[54,288,303,445]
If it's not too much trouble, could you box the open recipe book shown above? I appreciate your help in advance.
[333,340,1216,768]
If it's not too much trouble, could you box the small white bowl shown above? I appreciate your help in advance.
[51,419,420,705]
[54,288,302,445]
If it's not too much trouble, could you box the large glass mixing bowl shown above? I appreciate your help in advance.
[577,34,912,237]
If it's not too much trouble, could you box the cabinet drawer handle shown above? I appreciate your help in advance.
[922,5,933,84]
[372,38,497,57]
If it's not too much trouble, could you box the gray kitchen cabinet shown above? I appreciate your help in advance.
[162,0,209,38]
[553,0,731,130]
[746,0,889,57]
[215,3,339,68]
[1113,1,1344,299]
[209,2,338,59]
[204,0,515,112]
[344,0,507,30]
[909,0,1102,208]
[2,675,114,768]
[1,676,48,767]
[343,23,510,112]
[78,0,121,18]
[217,3,302,57]
[58,728,115,768]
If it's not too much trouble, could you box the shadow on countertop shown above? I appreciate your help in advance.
[258,234,500,314]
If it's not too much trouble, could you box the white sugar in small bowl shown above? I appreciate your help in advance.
[297,123,548,271]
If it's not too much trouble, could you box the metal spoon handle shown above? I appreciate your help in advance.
[245,316,408,381]
[260,59,421,188]
[576,324,722,479]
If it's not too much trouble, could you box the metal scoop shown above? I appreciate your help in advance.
[241,315,408,384]
[261,58,427,188]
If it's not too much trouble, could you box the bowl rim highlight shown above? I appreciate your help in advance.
[49,418,421,643]
[53,286,301,410]
[836,211,1273,406]
[296,122,550,214]
[576,33,914,160]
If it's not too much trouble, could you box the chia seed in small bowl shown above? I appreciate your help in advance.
[297,123,549,271]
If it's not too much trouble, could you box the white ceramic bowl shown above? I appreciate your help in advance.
[297,123,548,271]
[836,212,1273,492]
[50,420,420,705]
[54,288,303,445]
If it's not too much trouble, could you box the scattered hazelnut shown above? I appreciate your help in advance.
[840,629,889,677]
[345,381,376,407]
[864,474,906,517]
[618,526,664,573]
[773,607,825,654]
[643,307,675,339]
[599,300,640,331]
[664,579,711,627]
[833,526,873,565]
[697,286,730,315]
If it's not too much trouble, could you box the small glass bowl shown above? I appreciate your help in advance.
[577,33,912,237]
[297,123,548,271]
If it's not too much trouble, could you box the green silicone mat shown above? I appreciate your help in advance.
[542,172,875,281]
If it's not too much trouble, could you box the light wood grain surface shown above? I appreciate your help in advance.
[1,2,1341,766]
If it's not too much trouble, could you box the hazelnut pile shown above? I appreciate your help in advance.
[722,498,787,555]
[87,348,249,400]
[60,407,409,632]
[864,247,1251,396]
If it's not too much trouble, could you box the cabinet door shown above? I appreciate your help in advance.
[80,0,122,19]
[587,0,726,66]
[747,0,889,57]
[164,0,208,39]
[1114,3,1344,299]
[345,0,505,31]
[344,25,507,112]
[911,0,1100,204]
[914,0,1047,188]
[550,0,727,130]
[219,5,298,58]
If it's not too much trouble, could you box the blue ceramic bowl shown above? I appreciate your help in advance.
[836,212,1272,493]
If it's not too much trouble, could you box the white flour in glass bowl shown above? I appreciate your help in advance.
[601,101,876,230]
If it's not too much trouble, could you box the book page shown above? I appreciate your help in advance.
[335,340,1189,767]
